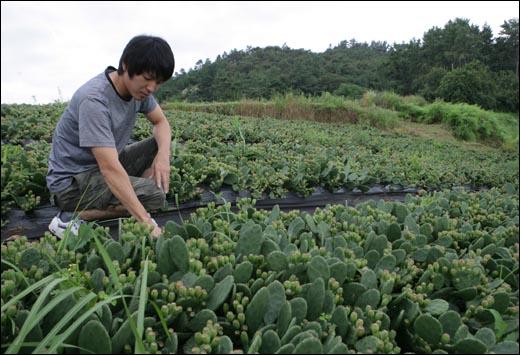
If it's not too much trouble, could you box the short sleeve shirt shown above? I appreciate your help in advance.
[46,66,157,192]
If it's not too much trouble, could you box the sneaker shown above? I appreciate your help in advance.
[48,211,86,239]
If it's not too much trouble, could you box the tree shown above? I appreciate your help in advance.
[436,61,496,109]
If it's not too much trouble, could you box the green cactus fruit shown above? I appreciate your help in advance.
[188,309,217,332]
[265,281,286,324]
[246,286,270,335]
[289,297,308,324]
[206,275,234,311]
[307,255,330,282]
[356,288,380,309]
[354,335,380,353]
[414,314,442,345]
[234,261,254,283]
[306,277,325,321]
[169,235,189,273]
[261,329,281,354]
[267,251,288,272]
[236,222,264,257]
[454,338,488,354]
[78,319,112,354]
[105,240,125,266]
[331,305,350,339]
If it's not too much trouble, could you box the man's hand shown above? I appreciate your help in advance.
[147,217,162,238]
[150,153,170,193]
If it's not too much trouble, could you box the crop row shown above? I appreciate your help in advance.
[1,188,518,353]
[1,106,518,228]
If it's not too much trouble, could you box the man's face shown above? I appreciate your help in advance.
[123,71,162,100]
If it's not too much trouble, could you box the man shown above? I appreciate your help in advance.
[46,35,175,238]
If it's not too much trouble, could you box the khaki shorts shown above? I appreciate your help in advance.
[51,137,166,212]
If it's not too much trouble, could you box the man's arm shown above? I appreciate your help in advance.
[145,105,172,193]
[91,146,161,236]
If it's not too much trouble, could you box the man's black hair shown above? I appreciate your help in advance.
[118,35,175,83]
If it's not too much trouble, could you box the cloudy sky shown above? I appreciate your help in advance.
[1,1,518,104]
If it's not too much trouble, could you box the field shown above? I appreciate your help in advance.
[1,99,519,354]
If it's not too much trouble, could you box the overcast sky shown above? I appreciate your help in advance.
[1,1,518,104]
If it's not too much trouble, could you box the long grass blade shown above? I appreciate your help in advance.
[32,290,100,353]
[5,277,67,354]
[134,258,149,354]
[44,295,121,354]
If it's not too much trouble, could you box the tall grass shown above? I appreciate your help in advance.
[163,91,518,150]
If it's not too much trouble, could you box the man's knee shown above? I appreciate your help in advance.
[141,187,167,211]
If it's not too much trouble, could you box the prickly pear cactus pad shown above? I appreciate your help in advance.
[2,187,518,354]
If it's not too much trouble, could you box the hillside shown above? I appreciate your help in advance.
[156,17,519,114]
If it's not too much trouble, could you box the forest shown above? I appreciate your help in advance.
[155,17,519,113]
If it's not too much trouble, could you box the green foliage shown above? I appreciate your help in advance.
[156,17,519,113]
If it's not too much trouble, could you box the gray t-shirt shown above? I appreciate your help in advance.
[46,66,157,192]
